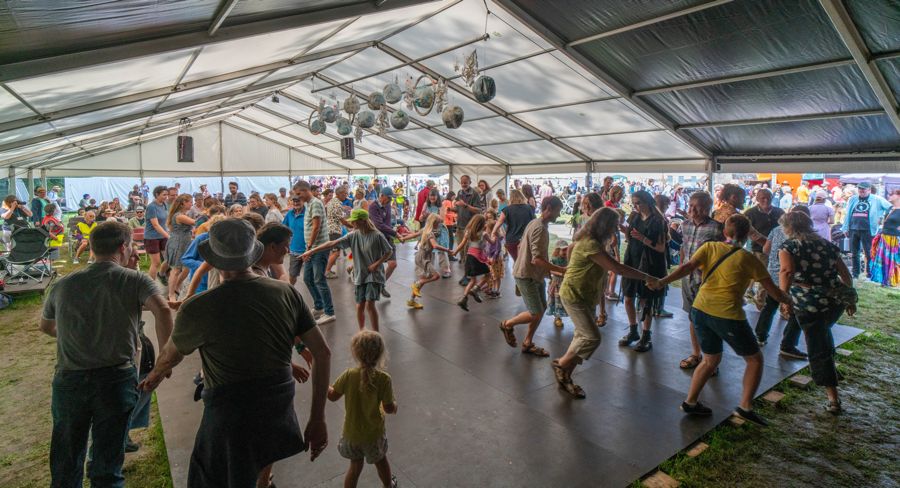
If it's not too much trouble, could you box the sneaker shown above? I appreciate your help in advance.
[655,309,674,318]
[407,299,423,310]
[779,347,809,360]
[733,407,768,426]
[381,288,391,298]
[124,435,140,453]
[72,258,80,264]
[457,296,469,311]
[680,401,713,416]
[411,283,422,298]
[458,276,469,286]
[313,309,324,319]
[470,290,483,303]
[441,272,452,278]
[757,337,768,347]
[316,314,336,325]
[618,326,640,346]
[87,259,95,264]
[824,400,843,415]
[325,271,338,279]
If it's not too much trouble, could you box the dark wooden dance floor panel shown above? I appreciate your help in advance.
[151,246,862,487]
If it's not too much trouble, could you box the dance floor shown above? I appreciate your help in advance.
[150,245,862,487]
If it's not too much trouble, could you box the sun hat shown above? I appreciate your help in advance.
[380,187,395,198]
[348,208,369,222]
[135,207,145,212]
[198,219,263,271]
[857,181,872,189]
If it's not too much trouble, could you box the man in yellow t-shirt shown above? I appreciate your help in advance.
[654,214,791,427]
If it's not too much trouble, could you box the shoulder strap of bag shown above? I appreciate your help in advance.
[700,246,741,288]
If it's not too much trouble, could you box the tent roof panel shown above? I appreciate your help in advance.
[182,20,347,83]
[0,89,35,123]
[388,128,461,149]
[52,97,165,132]
[262,53,349,84]
[560,131,703,160]
[255,97,315,124]
[844,0,900,54]
[8,49,194,112]
[435,116,535,144]
[571,0,850,91]
[352,154,404,168]
[479,140,577,163]
[225,0,358,25]
[0,122,54,145]
[378,150,446,167]
[162,74,267,107]
[513,99,660,138]
[317,47,400,88]
[424,146,500,164]
[877,58,900,101]
[277,124,334,145]
[313,2,448,52]
[226,118,270,135]
[240,107,295,130]
[354,135,408,153]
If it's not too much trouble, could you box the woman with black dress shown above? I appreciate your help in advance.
[618,190,668,352]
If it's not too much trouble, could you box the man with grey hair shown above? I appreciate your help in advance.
[325,184,351,278]
[295,180,336,324]
[743,188,784,308]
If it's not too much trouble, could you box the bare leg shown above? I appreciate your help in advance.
[825,386,839,404]
[147,252,161,277]
[169,267,189,300]
[624,296,637,325]
[344,459,364,488]
[689,321,702,358]
[523,311,545,347]
[686,353,722,404]
[739,352,764,410]
[374,457,393,488]
[607,272,618,295]
[75,241,89,260]
[506,311,535,327]
[385,260,397,281]
[640,298,652,332]
[356,303,365,330]
[326,250,339,274]
[257,464,273,488]
[367,301,379,332]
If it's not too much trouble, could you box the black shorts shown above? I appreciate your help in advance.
[690,307,760,357]
[465,254,489,277]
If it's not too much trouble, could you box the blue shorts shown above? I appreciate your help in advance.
[690,308,760,357]
[355,283,383,304]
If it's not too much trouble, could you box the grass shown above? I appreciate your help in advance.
[0,250,172,488]
[636,280,900,488]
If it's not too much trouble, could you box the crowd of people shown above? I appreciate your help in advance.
[21,172,898,487]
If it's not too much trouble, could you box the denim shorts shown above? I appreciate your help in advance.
[355,282,383,303]
[515,277,547,316]
[690,307,760,357]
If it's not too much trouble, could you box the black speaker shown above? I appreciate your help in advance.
[341,137,354,160]
[177,135,194,162]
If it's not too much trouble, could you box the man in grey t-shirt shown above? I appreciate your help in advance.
[41,221,173,487]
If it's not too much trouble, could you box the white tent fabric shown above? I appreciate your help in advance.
[0,0,714,180]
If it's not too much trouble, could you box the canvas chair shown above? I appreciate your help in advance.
[2,227,54,284]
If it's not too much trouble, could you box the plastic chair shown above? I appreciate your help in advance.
[2,227,54,284]
[132,227,146,254]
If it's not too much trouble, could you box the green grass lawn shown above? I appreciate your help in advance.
[0,251,172,488]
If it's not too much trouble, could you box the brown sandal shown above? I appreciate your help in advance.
[680,354,701,369]
[499,321,517,347]
[551,360,585,399]
[521,343,549,357]
[596,312,608,327]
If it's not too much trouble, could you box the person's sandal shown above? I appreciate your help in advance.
[596,312,607,327]
[680,355,701,369]
[499,321,517,347]
[551,361,586,398]
[825,400,843,415]
[521,343,549,357]
[562,382,586,399]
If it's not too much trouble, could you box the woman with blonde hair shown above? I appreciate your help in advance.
[164,194,196,301]
[779,211,857,414]
[263,193,284,224]
[452,214,495,311]
[552,208,655,397]
[400,213,453,309]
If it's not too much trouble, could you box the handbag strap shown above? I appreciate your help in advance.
[700,246,741,288]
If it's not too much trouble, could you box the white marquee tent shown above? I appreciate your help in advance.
[1,0,898,194]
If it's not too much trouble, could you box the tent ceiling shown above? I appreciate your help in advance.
[1,0,898,176]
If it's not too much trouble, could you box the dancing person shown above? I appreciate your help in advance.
[779,212,857,414]
[497,197,565,356]
[368,187,400,297]
[401,214,453,310]
[652,214,792,425]
[754,206,808,358]
[521,184,537,209]
[454,175,483,286]
[618,190,668,352]
[294,180,335,325]
[164,194,196,301]
[328,331,398,488]
[140,219,332,487]
[413,179,435,225]
[547,240,569,327]
[282,196,306,286]
[144,186,170,283]
[654,194,675,318]
[743,188,785,309]
[443,191,457,260]
[451,214,496,312]
[423,188,451,277]
[302,209,392,331]
[41,221,173,487]
[842,182,892,278]
[809,190,834,241]
[870,189,900,287]
[603,186,625,301]
[598,176,614,203]
[484,211,505,298]
[492,189,534,263]
[324,185,350,279]
[713,183,744,224]
[263,192,284,224]
[552,208,655,397]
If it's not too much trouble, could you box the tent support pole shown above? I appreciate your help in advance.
[448,164,455,192]
[288,149,293,188]
[40,169,48,192]
[405,167,410,195]
[7,167,14,197]
[138,142,144,184]
[26,168,34,197]
[218,122,225,193]
[585,162,592,191]
[706,159,715,194]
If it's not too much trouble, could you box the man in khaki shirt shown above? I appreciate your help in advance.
[499,197,566,357]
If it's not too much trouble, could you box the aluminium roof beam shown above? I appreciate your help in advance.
[677,109,885,130]
[0,0,437,83]
[209,0,241,37]
[566,0,735,48]
[493,0,713,158]
[375,43,594,163]
[819,0,900,135]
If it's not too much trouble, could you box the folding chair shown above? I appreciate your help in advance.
[2,227,54,285]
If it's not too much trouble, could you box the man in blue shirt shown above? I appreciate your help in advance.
[282,196,306,286]
[368,187,398,297]
[842,182,892,278]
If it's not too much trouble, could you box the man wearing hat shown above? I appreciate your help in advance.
[140,218,332,487]
[414,179,436,226]
[368,186,400,297]
[842,182,892,278]
[128,207,145,230]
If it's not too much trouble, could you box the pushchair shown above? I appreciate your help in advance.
[1,227,55,285]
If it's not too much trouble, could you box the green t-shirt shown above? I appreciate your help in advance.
[172,275,316,389]
[560,238,608,306]
[332,367,395,445]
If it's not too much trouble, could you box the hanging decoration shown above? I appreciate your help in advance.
[308,101,327,135]
[472,75,496,103]
[354,125,363,143]
[455,48,497,104]
[442,105,464,129]
[368,91,385,110]
[407,75,436,116]
[336,117,352,136]
[375,107,389,136]
[343,94,360,121]
[383,76,402,104]
[454,50,480,87]
[321,104,337,124]
[390,110,410,130]
[434,78,449,114]
[357,110,376,129]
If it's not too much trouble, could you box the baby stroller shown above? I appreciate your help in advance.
[1,227,55,285]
